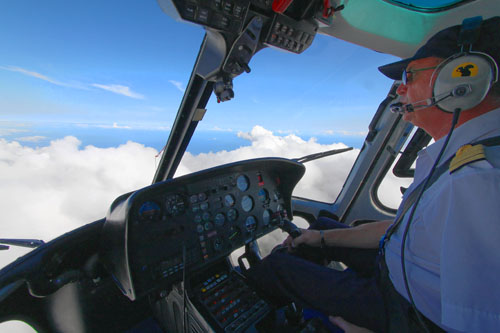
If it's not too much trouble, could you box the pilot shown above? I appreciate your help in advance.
[245,16,500,332]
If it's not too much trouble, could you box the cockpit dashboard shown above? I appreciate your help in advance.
[102,157,304,301]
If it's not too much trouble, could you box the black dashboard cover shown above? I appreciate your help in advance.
[101,157,305,300]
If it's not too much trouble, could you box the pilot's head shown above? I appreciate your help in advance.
[378,16,500,139]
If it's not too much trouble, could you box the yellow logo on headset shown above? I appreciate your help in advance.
[452,62,478,78]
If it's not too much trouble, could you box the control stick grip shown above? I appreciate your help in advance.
[280,219,302,239]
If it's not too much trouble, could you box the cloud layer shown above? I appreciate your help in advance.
[0,126,405,271]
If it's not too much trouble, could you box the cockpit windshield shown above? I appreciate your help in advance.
[176,33,397,203]
[2,0,491,273]
[0,0,397,270]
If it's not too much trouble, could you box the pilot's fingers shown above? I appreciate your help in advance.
[291,229,309,248]
[292,229,324,248]
[282,235,293,246]
[328,316,374,333]
[282,235,294,252]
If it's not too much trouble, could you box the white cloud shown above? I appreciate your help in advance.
[177,126,360,203]
[210,126,233,132]
[276,129,298,135]
[74,123,171,131]
[112,122,131,129]
[93,122,132,129]
[0,137,157,269]
[0,126,404,271]
[15,136,46,142]
[0,66,69,87]
[323,129,368,136]
[169,80,185,93]
[1,66,144,99]
[0,128,29,136]
[91,83,144,99]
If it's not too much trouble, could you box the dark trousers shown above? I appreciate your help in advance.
[244,217,386,332]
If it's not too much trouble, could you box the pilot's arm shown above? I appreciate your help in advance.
[284,219,392,250]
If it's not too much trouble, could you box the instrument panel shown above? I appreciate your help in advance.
[102,158,304,300]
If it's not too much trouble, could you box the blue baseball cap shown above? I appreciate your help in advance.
[378,16,500,80]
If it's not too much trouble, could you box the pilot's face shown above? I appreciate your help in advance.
[396,57,444,129]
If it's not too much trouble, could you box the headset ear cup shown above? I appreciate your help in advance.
[433,54,496,112]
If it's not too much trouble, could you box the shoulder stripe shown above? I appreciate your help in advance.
[449,144,486,173]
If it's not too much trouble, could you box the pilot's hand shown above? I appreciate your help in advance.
[282,229,321,251]
[282,234,295,252]
[329,316,374,333]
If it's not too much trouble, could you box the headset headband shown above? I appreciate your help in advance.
[458,16,483,53]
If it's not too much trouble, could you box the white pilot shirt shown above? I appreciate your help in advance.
[384,108,500,332]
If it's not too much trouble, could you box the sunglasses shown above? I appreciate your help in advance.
[402,66,438,85]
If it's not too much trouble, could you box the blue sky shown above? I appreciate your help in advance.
[0,0,399,151]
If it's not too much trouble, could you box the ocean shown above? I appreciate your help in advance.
[4,123,365,154]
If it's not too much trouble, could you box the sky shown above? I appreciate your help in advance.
[0,0,398,146]
[0,1,405,331]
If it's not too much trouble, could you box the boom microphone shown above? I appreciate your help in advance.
[390,85,471,114]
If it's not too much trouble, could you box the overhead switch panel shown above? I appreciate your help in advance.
[264,14,317,53]
[160,0,250,33]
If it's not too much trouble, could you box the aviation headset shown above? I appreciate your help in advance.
[431,17,499,113]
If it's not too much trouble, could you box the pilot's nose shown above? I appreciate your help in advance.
[396,82,407,96]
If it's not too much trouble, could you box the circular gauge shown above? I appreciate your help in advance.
[215,213,225,227]
[258,188,269,203]
[189,194,198,204]
[224,194,235,207]
[262,209,273,226]
[202,212,211,222]
[227,208,238,222]
[139,201,161,221]
[200,202,209,211]
[198,192,207,202]
[237,175,250,192]
[194,215,202,223]
[241,195,254,212]
[196,224,204,233]
[245,216,257,232]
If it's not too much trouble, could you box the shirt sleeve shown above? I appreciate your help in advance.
[440,167,500,332]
